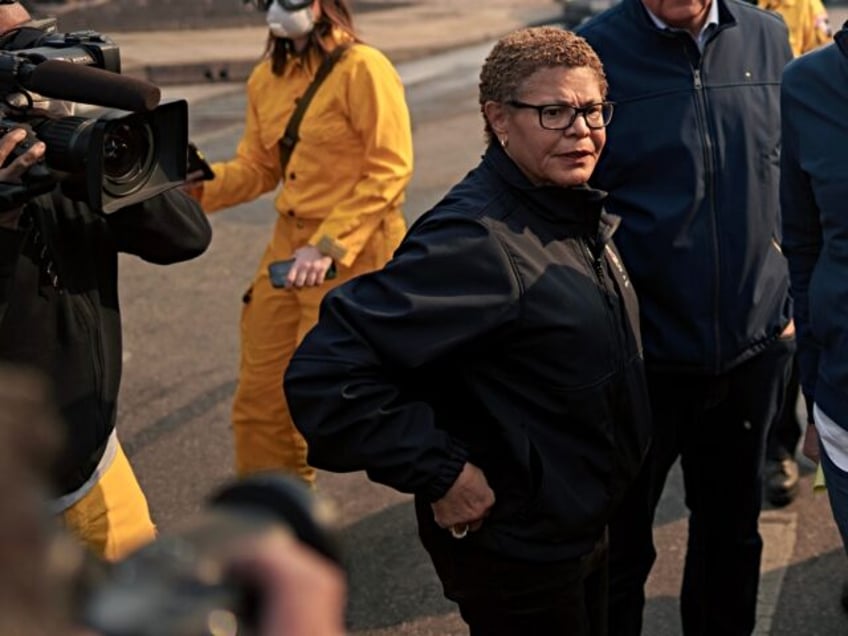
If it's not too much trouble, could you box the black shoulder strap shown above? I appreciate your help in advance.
[278,43,352,176]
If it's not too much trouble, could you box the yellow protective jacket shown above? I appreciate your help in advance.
[201,31,413,268]
[759,0,831,56]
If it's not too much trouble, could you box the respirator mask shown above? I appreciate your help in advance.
[253,0,316,39]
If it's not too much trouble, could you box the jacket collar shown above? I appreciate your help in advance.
[624,0,736,38]
[641,0,720,49]
[482,141,609,232]
[285,26,352,73]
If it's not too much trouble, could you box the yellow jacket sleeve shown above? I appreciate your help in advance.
[200,64,282,214]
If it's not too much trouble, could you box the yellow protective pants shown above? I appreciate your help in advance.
[232,213,405,484]
[61,440,157,562]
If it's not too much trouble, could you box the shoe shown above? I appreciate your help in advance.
[764,457,800,507]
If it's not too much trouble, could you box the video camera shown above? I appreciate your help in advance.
[0,26,187,213]
[77,473,342,636]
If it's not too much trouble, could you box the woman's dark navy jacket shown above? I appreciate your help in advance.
[285,143,652,562]
[579,0,793,373]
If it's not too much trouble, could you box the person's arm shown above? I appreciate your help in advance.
[104,188,212,265]
[284,212,517,502]
[200,69,283,213]
[0,128,47,322]
[780,68,822,416]
[306,47,414,268]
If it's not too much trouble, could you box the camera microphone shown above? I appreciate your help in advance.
[23,59,161,112]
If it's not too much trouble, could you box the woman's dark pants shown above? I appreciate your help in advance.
[417,498,609,636]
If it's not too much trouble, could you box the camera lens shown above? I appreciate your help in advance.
[102,120,155,196]
[32,100,186,214]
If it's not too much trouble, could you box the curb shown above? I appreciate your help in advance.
[126,60,259,87]
[120,8,564,87]
[121,34,486,86]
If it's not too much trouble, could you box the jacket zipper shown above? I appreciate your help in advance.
[691,60,722,373]
[583,238,623,370]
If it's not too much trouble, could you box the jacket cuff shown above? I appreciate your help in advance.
[422,436,469,503]
[315,234,348,262]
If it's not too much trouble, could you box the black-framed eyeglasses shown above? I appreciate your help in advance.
[507,100,614,131]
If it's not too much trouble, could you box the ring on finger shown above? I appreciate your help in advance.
[449,523,470,539]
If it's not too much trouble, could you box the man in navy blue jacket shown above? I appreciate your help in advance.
[579,1,794,634]
[781,21,848,560]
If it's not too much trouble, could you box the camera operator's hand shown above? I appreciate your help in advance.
[226,528,347,636]
[0,127,46,228]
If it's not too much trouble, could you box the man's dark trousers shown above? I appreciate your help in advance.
[608,335,795,636]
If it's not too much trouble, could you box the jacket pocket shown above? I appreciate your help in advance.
[515,381,616,542]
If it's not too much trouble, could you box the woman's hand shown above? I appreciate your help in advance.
[287,244,335,288]
[431,462,495,536]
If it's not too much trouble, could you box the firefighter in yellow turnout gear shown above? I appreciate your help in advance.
[196,0,413,484]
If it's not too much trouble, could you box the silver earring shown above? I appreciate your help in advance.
[500,136,508,148]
